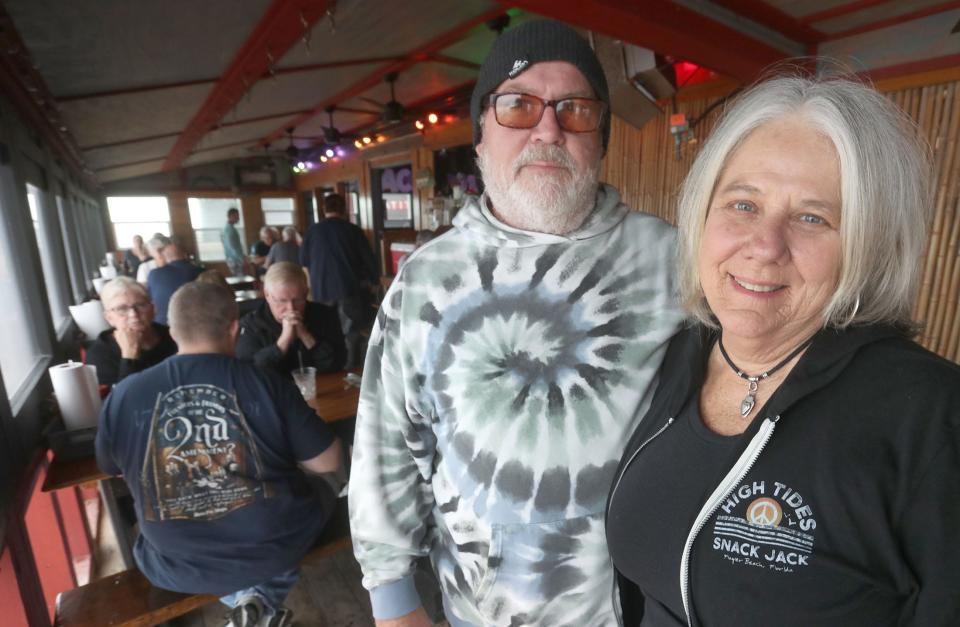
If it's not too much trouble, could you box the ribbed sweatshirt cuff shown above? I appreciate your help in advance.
[369,574,422,620]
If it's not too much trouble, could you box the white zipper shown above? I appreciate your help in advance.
[679,415,780,627]
[608,417,675,505]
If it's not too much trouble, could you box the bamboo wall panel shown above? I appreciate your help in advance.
[600,81,960,363]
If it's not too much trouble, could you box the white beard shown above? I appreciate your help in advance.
[477,144,600,235]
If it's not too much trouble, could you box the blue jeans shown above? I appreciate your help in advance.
[220,568,300,616]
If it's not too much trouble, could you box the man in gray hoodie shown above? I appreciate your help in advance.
[349,20,683,627]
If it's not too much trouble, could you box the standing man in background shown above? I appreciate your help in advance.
[300,193,379,369]
[221,207,246,277]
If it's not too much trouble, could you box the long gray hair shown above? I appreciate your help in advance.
[677,69,932,329]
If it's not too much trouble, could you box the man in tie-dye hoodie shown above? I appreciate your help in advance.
[349,20,684,627]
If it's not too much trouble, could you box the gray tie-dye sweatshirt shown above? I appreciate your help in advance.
[349,184,684,626]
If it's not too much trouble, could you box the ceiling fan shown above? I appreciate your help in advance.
[359,71,406,124]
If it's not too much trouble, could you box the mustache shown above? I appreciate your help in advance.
[512,144,575,174]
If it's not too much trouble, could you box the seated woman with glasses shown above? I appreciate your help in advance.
[86,276,178,386]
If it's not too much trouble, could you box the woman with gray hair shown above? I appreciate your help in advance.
[85,276,177,386]
[606,71,960,625]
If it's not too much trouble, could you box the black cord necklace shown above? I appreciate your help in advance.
[717,335,815,418]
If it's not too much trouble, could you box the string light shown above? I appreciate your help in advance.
[427,113,439,124]
[415,120,424,130]
[362,136,372,144]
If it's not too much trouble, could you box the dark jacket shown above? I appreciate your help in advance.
[85,322,178,386]
[235,300,346,375]
[300,217,378,302]
[607,323,960,626]
[147,259,203,324]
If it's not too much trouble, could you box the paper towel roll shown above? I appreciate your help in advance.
[50,361,102,430]
[69,300,111,338]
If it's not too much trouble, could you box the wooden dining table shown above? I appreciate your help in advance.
[42,369,362,492]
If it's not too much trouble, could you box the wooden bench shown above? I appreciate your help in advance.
[54,496,351,627]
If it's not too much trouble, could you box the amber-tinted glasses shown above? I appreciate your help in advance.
[486,93,607,133]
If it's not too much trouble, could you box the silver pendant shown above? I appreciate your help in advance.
[740,393,756,417]
[740,379,759,418]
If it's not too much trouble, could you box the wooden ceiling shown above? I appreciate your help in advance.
[1,0,957,186]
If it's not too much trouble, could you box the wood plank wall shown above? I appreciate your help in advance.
[600,81,960,363]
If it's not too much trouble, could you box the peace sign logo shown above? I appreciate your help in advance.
[746,497,783,527]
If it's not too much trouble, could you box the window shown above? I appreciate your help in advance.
[188,197,243,262]
[56,195,86,303]
[0,164,49,408]
[26,184,72,334]
[106,196,170,252]
[262,197,295,227]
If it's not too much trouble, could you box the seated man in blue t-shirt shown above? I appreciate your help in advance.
[96,281,343,627]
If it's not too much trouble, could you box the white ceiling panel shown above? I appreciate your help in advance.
[342,61,478,112]
[200,117,306,154]
[229,63,382,125]
[295,110,382,139]
[278,0,496,68]
[182,145,259,169]
[761,0,851,20]
[84,136,179,171]
[62,83,213,148]
[4,0,272,97]
[96,159,167,183]
[819,10,960,70]
[814,0,951,35]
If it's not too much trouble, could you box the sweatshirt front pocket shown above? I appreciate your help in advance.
[473,511,619,627]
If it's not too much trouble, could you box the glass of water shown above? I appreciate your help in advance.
[292,366,316,400]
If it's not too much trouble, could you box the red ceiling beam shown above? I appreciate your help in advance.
[799,0,893,25]
[823,1,960,40]
[259,7,506,146]
[710,0,824,47]
[499,0,786,83]
[162,0,332,172]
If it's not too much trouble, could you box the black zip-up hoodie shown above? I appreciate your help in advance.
[607,323,960,626]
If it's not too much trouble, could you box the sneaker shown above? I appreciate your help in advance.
[225,596,264,627]
[264,608,294,627]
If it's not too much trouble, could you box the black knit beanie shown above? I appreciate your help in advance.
[470,20,610,150]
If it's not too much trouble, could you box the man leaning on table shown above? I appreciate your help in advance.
[96,281,344,627]
[235,261,346,376]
